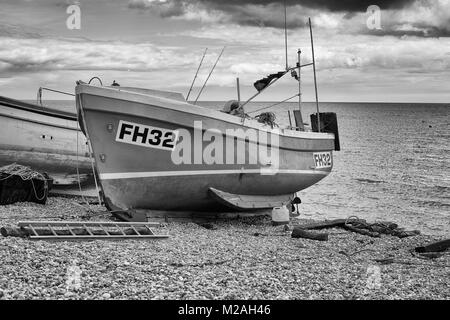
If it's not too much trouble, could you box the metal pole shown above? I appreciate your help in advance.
[236,77,241,106]
[297,49,304,131]
[194,46,225,104]
[309,17,321,132]
[186,48,208,101]
[284,0,288,70]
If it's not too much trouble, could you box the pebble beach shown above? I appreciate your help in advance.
[0,196,448,300]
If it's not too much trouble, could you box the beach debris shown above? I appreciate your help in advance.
[294,217,420,238]
[0,163,52,205]
[296,218,349,230]
[271,206,290,225]
[291,228,328,241]
[374,258,395,265]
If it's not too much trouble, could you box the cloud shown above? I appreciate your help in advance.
[0,37,192,74]
[128,0,415,13]
[3,28,448,80]
[128,0,450,37]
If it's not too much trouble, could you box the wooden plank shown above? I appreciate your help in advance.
[291,228,328,241]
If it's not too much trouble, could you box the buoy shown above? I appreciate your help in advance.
[272,206,290,225]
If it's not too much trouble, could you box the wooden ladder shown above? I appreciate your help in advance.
[17,221,169,241]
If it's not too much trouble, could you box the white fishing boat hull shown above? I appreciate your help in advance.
[0,96,93,186]
[76,84,336,213]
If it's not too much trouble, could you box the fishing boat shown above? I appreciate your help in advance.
[75,18,340,220]
[0,95,93,186]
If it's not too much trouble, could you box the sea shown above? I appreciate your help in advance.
[41,100,449,236]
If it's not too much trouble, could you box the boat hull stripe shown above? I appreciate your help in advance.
[99,169,329,180]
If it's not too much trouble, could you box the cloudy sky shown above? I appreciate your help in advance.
[0,0,449,102]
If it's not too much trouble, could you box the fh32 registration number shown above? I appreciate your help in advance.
[313,152,332,169]
[115,120,178,151]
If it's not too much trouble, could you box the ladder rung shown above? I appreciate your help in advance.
[98,224,110,236]
[115,224,126,236]
[28,224,39,237]
[47,224,57,236]
[83,224,93,236]
[130,225,141,236]
[66,224,76,236]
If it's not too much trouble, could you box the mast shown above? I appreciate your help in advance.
[236,77,241,106]
[297,49,304,131]
[186,48,207,101]
[284,0,288,70]
[194,46,225,104]
[309,17,321,132]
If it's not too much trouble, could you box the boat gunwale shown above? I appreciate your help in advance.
[0,96,77,121]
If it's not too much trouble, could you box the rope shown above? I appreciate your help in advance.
[76,94,102,206]
[75,113,88,206]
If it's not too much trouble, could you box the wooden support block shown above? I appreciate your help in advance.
[415,239,450,253]
[291,227,328,241]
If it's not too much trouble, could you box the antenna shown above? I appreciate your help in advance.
[194,46,225,104]
[309,17,321,132]
[186,48,208,101]
[284,0,288,70]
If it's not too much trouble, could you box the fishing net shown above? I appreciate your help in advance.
[0,163,52,205]
[255,112,278,128]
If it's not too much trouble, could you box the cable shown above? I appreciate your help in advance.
[247,93,299,114]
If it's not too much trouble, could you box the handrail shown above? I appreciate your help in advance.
[88,77,103,86]
[37,87,75,106]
